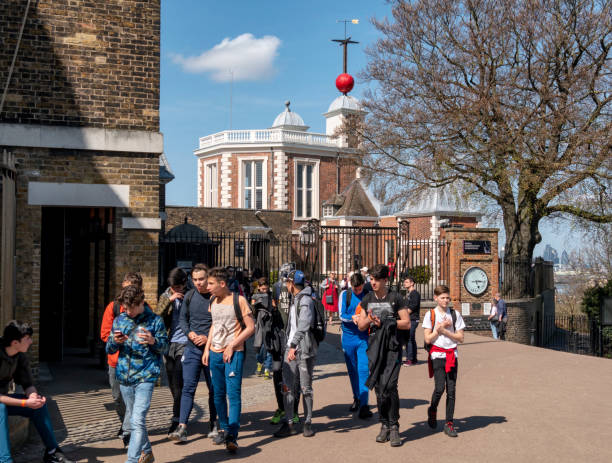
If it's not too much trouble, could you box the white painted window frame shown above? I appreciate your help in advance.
[293,158,320,220]
[202,159,219,207]
[238,155,268,210]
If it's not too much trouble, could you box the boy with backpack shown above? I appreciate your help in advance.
[339,272,371,419]
[422,285,465,438]
[202,267,255,454]
[168,264,218,443]
[155,267,190,437]
[273,270,325,439]
[99,272,143,446]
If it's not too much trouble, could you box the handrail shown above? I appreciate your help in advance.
[199,128,340,149]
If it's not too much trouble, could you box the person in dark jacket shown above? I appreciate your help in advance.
[168,264,218,443]
[356,264,410,447]
[0,321,77,463]
[107,285,169,463]
[402,276,421,365]
[155,267,190,437]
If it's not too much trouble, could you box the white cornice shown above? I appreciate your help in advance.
[0,123,163,153]
[195,144,355,158]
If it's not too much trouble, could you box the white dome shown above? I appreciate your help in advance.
[271,101,309,131]
[326,94,362,113]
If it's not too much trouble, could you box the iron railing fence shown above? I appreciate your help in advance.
[540,314,611,357]
[499,257,555,299]
[159,226,452,301]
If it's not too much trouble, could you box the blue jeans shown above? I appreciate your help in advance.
[209,350,244,438]
[256,346,273,370]
[342,336,369,406]
[120,382,154,463]
[0,394,58,463]
[180,346,216,424]
[490,321,498,339]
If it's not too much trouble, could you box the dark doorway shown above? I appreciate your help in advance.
[40,207,112,362]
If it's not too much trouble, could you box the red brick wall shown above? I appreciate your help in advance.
[446,228,499,312]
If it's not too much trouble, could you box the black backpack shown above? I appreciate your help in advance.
[184,289,246,330]
[424,308,457,352]
[296,292,327,343]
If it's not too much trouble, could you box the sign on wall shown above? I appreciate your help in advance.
[463,240,491,254]
[234,241,245,258]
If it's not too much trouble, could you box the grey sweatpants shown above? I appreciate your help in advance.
[282,350,315,424]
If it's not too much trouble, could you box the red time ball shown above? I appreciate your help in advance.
[336,73,354,94]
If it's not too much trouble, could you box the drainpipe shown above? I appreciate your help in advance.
[269,147,274,209]
[0,0,32,115]
[336,152,340,194]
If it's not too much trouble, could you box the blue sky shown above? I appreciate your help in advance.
[160,0,576,256]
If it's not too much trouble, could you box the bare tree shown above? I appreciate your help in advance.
[352,0,611,294]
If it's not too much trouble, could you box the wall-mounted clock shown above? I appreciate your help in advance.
[463,266,489,296]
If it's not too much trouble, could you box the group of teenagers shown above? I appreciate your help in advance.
[0,262,465,463]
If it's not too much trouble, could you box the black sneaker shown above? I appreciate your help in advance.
[212,430,226,445]
[349,399,360,412]
[167,421,179,436]
[225,435,238,454]
[43,449,77,463]
[273,422,298,438]
[169,424,187,442]
[444,421,458,437]
[427,407,437,429]
[375,424,390,443]
[389,426,401,447]
[122,433,131,448]
[358,405,373,419]
[302,422,315,437]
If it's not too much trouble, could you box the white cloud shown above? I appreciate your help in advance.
[172,33,281,82]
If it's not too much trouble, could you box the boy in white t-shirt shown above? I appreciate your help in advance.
[422,285,465,437]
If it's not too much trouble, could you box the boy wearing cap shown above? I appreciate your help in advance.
[273,270,318,439]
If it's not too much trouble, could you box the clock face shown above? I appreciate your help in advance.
[463,266,489,296]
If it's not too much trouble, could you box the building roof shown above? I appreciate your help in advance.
[165,218,210,242]
[326,94,362,113]
[397,187,483,218]
[322,193,345,207]
[271,101,309,131]
[334,179,380,218]
[159,153,175,183]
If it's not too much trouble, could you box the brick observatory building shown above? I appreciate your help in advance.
[0,0,164,366]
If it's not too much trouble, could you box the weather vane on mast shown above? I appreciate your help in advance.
[332,19,359,94]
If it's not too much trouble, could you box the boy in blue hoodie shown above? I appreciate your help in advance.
[339,272,372,419]
[107,285,169,463]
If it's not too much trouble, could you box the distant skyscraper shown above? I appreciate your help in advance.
[543,244,559,264]
[560,250,569,266]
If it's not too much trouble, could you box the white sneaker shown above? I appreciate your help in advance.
[208,421,219,438]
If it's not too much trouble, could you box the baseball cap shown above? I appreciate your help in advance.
[287,270,306,286]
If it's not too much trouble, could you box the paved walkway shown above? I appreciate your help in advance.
[14,326,612,462]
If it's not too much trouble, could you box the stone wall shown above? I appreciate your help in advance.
[0,0,160,130]
[166,206,293,236]
[13,149,160,364]
[1,0,162,368]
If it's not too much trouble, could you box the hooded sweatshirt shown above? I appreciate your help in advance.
[106,305,169,386]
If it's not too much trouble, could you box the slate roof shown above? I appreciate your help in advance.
[334,179,379,218]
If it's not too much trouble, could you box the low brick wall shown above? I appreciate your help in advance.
[166,206,293,235]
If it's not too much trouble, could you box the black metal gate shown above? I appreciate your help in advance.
[158,223,412,292]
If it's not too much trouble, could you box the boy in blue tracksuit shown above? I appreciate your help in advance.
[339,272,372,419]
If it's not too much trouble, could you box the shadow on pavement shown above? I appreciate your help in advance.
[400,415,507,443]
